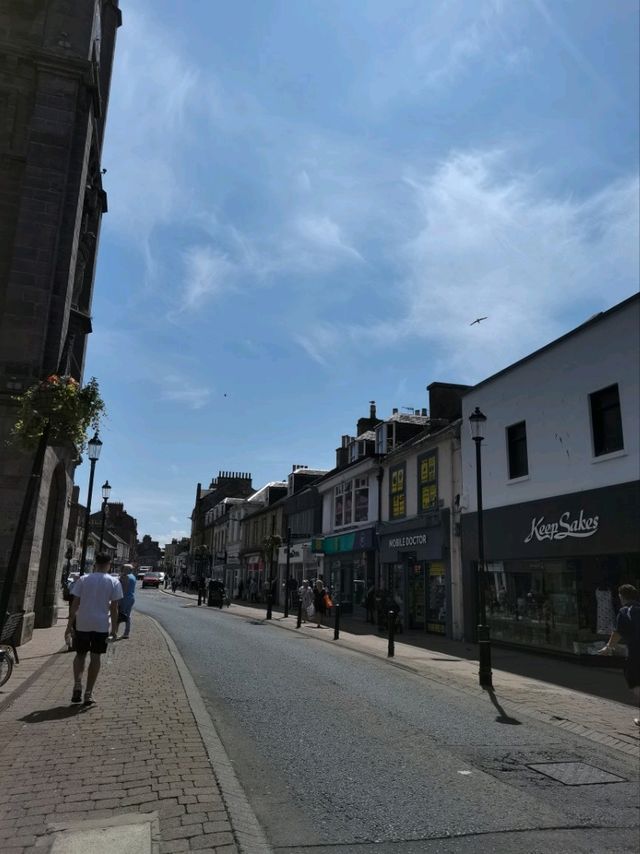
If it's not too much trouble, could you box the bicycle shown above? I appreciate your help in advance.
[0,645,14,687]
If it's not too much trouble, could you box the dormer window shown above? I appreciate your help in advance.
[348,440,368,462]
[375,423,396,454]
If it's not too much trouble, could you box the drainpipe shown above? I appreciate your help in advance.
[376,465,384,588]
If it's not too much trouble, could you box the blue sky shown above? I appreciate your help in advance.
[79,0,639,545]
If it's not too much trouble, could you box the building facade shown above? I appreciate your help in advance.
[460,294,640,656]
[0,0,121,639]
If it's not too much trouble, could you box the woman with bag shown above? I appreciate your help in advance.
[313,579,327,628]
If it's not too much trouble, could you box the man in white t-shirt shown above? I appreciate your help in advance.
[66,553,123,705]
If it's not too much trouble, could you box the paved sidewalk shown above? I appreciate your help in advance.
[166,588,640,759]
[0,613,268,854]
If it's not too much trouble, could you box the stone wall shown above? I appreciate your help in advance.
[0,1,120,641]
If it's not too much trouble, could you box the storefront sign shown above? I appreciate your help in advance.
[524,510,599,543]
[379,519,444,562]
[323,527,375,554]
[388,533,428,548]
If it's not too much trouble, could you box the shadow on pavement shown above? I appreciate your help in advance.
[19,705,88,723]
[330,614,635,707]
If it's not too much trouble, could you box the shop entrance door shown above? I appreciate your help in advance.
[408,561,426,630]
[426,562,446,634]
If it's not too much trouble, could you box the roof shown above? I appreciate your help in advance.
[354,430,376,442]
[464,292,639,395]
[385,418,460,460]
[248,481,287,502]
[385,413,430,425]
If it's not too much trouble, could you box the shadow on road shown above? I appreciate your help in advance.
[486,689,522,725]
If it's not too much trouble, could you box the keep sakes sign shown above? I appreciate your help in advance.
[524,510,599,543]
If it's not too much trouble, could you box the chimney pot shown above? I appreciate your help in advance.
[392,408,398,414]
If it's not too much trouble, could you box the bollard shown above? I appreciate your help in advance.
[333,603,340,640]
[266,591,273,620]
[297,599,302,628]
[387,610,395,658]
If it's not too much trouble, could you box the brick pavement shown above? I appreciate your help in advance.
[0,615,241,854]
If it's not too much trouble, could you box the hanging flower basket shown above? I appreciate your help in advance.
[11,375,105,452]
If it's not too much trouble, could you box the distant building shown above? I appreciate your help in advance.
[89,502,138,559]
[136,535,162,569]
[189,471,254,578]
[0,1,121,640]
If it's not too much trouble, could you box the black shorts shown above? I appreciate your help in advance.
[74,631,109,655]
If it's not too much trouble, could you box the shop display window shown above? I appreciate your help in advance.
[484,554,640,654]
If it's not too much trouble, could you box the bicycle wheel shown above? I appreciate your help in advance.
[0,650,13,687]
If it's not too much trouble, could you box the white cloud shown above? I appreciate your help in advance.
[161,374,211,410]
[180,245,236,310]
[104,9,200,245]
[292,215,364,265]
[298,150,639,380]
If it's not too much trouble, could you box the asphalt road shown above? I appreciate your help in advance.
[137,590,640,853]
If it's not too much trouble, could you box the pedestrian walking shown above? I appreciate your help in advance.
[171,575,178,593]
[599,584,640,727]
[298,579,314,623]
[197,575,206,606]
[249,578,258,603]
[117,563,137,639]
[237,579,244,601]
[313,578,327,628]
[365,585,376,623]
[66,553,122,705]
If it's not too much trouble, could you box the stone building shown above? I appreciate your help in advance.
[88,501,137,558]
[136,534,162,569]
[0,1,121,640]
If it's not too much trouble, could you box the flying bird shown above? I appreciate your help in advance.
[469,317,488,326]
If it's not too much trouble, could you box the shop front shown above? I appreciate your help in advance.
[322,527,376,615]
[379,513,450,635]
[242,552,264,601]
[276,541,320,607]
[461,481,640,656]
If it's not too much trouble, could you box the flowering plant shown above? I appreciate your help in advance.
[11,375,105,452]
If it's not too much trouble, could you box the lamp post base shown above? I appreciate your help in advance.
[477,623,493,689]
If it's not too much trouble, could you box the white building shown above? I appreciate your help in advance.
[460,294,640,655]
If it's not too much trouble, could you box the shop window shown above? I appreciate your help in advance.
[418,450,438,512]
[354,477,369,522]
[507,421,528,479]
[590,384,623,456]
[389,463,406,520]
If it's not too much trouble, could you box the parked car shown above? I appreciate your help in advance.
[142,571,162,589]
[137,566,153,580]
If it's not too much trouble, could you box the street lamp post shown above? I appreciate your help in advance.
[79,433,102,575]
[470,406,493,690]
[284,526,291,618]
[98,479,111,552]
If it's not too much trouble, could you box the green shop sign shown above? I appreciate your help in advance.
[323,527,375,554]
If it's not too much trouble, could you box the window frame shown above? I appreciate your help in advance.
[417,449,438,513]
[506,420,529,480]
[589,383,624,457]
[389,461,406,520]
